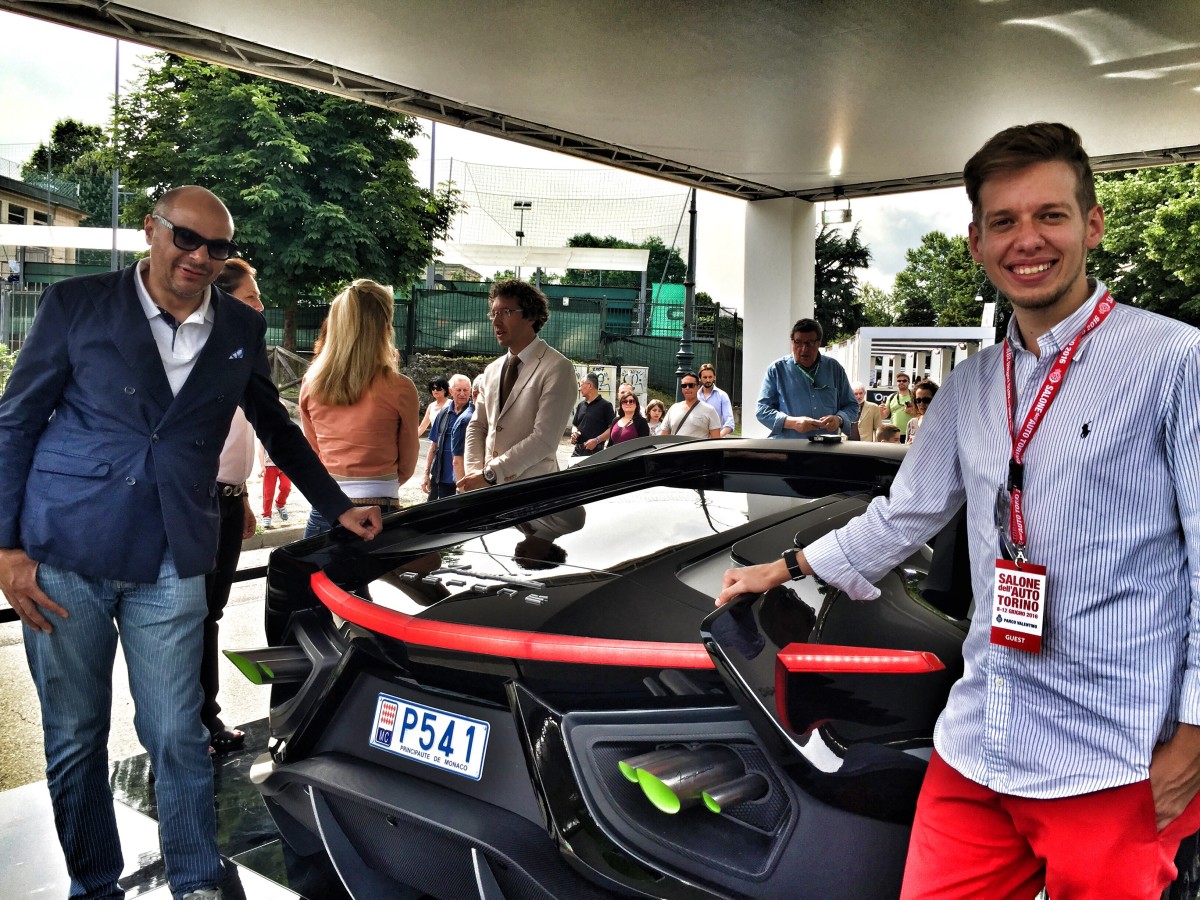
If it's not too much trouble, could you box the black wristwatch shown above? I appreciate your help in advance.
[781,548,805,581]
[483,466,497,485]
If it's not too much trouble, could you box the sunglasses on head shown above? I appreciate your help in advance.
[152,214,238,260]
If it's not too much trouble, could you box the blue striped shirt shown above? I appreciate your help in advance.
[805,280,1200,798]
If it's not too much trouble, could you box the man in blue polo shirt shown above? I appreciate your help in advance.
[756,317,856,440]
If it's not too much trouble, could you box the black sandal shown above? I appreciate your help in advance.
[209,727,245,754]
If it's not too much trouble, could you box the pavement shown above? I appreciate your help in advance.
[0,437,577,791]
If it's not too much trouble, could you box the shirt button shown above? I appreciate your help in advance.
[995,677,1004,687]
[125,477,136,486]
[151,434,160,443]
[194,438,204,447]
[124,386,136,395]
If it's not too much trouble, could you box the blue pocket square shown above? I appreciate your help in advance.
[228,347,244,359]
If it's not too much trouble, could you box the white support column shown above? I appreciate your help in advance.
[740,197,816,437]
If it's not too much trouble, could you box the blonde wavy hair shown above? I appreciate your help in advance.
[305,279,397,406]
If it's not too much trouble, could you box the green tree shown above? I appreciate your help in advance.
[814,224,870,342]
[563,233,686,287]
[113,54,457,347]
[1092,165,1200,325]
[892,232,988,327]
[23,119,117,263]
[859,282,900,327]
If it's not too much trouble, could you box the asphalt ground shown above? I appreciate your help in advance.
[0,438,577,791]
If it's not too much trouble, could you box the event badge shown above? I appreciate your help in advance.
[991,558,1046,653]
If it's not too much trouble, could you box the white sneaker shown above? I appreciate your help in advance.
[181,890,222,900]
[276,505,289,521]
[261,516,271,529]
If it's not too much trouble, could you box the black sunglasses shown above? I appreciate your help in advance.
[680,382,698,388]
[152,214,239,260]
[914,396,932,405]
[621,397,637,404]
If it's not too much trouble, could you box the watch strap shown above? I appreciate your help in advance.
[782,548,804,580]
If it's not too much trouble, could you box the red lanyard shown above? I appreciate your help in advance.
[1002,292,1114,557]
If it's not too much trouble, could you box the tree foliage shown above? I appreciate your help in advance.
[563,233,686,287]
[23,119,115,262]
[112,54,457,342]
[1092,165,1200,325]
[892,231,991,327]
[858,283,900,327]
[814,224,870,341]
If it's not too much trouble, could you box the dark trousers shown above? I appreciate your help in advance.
[427,481,458,501]
[201,491,245,732]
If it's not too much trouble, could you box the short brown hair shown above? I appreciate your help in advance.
[791,318,823,343]
[214,257,256,295]
[489,279,550,333]
[964,122,1096,225]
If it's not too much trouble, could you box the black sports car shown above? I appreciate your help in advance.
[227,437,1196,899]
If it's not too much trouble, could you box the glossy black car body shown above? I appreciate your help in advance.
[238,437,976,899]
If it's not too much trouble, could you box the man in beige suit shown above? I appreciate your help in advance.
[460,280,577,491]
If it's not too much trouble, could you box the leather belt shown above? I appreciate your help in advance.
[219,482,247,497]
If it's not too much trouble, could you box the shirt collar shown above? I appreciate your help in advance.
[1006,278,1106,358]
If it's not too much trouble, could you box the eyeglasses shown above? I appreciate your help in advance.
[152,214,238,260]
[791,338,820,348]
[914,396,932,405]
[487,307,523,321]
[680,382,698,388]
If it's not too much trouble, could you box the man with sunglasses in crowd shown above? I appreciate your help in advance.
[756,317,857,440]
[659,372,723,439]
[0,185,381,900]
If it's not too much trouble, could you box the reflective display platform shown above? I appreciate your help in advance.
[0,719,352,899]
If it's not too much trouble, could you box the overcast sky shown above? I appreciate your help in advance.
[0,10,972,308]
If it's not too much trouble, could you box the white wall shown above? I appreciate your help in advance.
[741,198,816,437]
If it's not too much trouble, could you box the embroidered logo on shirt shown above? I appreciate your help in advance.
[1080,421,1092,439]
[228,347,244,359]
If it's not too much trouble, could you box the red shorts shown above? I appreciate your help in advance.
[902,751,1200,899]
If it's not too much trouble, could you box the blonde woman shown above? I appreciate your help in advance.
[300,279,419,536]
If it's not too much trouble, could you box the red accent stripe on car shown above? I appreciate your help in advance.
[776,643,945,673]
[311,571,716,669]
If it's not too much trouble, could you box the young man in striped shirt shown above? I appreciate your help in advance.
[719,122,1200,897]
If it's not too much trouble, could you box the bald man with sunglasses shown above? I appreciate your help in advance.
[0,185,380,900]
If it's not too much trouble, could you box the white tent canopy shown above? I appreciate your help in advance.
[434,243,649,273]
[0,225,145,252]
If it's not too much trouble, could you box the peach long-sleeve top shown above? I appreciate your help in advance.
[300,369,420,496]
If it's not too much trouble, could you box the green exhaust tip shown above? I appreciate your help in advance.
[702,792,722,813]
[618,760,640,783]
[223,651,268,686]
[636,771,681,814]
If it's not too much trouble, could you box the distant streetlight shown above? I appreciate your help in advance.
[513,200,532,279]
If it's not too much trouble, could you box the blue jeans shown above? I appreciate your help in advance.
[27,552,221,899]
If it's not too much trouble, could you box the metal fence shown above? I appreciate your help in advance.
[3,282,743,403]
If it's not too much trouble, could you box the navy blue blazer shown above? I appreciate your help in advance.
[0,265,350,582]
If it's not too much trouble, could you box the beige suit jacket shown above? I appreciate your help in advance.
[856,402,883,441]
[465,336,577,484]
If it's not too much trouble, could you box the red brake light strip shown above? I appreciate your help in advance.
[311,571,715,669]
[777,643,945,673]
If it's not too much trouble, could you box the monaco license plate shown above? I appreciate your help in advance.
[368,692,490,780]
